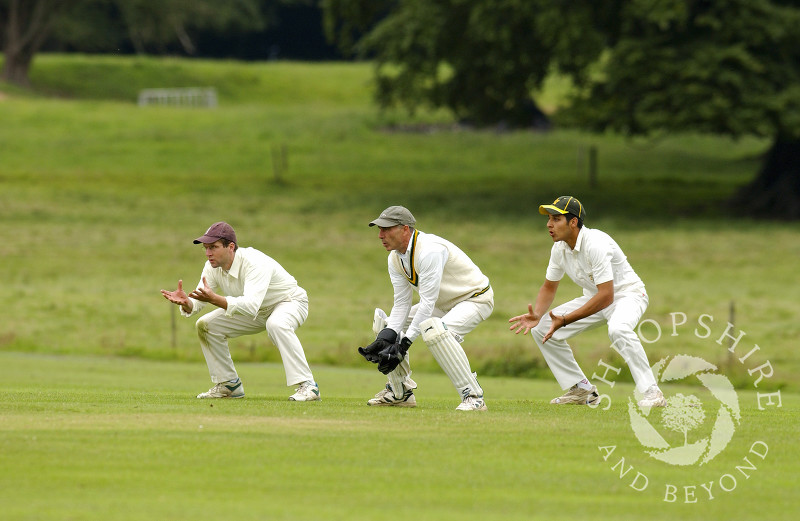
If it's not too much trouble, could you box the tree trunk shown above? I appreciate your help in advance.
[1,48,35,87]
[731,138,800,219]
[0,0,72,87]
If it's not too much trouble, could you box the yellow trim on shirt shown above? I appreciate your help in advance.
[401,229,419,286]
[470,284,491,299]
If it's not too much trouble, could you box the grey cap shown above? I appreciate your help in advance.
[368,206,416,227]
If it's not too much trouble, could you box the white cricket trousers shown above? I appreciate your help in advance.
[195,288,314,386]
[531,287,657,393]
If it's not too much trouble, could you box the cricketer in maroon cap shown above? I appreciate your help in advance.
[161,221,320,402]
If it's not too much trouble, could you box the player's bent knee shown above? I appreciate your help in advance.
[531,322,547,341]
[265,315,291,335]
[607,323,634,342]
[420,317,448,342]
[195,315,210,334]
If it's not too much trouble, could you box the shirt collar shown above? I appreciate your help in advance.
[223,249,242,277]
[572,227,587,252]
[401,229,418,257]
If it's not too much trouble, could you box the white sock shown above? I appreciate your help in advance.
[577,379,593,391]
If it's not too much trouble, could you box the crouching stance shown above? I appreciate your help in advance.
[359,206,493,411]
[509,197,665,408]
[161,222,320,402]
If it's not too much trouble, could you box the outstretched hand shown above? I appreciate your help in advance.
[541,310,567,343]
[508,304,539,335]
[188,276,218,303]
[161,280,192,313]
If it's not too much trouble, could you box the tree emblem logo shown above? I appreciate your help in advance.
[628,355,741,466]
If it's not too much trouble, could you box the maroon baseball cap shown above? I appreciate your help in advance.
[193,222,237,244]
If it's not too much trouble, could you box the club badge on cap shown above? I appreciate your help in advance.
[538,196,586,220]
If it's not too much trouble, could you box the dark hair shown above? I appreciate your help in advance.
[564,213,584,229]
[220,238,238,251]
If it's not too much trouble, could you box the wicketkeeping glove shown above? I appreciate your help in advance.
[378,337,412,374]
[358,328,397,363]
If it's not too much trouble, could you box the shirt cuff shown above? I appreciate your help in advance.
[180,299,199,317]
[404,328,420,343]
[223,296,236,316]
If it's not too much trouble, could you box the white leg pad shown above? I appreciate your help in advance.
[387,357,416,397]
[374,308,416,396]
[420,317,482,398]
[372,308,388,336]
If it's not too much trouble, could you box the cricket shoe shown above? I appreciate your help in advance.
[367,384,417,407]
[289,381,321,401]
[637,385,667,407]
[550,384,599,405]
[456,395,487,411]
[197,378,245,399]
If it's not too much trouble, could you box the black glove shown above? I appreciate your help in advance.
[378,337,412,374]
[358,328,397,363]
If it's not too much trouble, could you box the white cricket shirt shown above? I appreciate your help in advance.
[386,230,491,341]
[545,227,644,297]
[183,247,301,320]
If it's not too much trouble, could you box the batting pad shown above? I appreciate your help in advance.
[420,317,483,398]
[372,308,388,336]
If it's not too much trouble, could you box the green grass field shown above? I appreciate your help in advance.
[1,352,796,521]
[0,54,798,517]
[2,55,797,391]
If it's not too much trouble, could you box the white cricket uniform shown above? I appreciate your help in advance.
[383,230,493,393]
[532,227,657,393]
[183,247,314,386]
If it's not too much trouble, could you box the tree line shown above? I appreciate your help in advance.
[0,0,339,85]
[3,0,799,216]
[322,0,800,217]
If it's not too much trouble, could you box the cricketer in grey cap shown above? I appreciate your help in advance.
[359,205,493,411]
[369,206,416,228]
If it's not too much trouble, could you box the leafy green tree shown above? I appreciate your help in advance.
[566,0,800,217]
[1,0,267,86]
[325,0,800,216]
[323,0,608,127]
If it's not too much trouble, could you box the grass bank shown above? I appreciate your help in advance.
[0,55,796,390]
